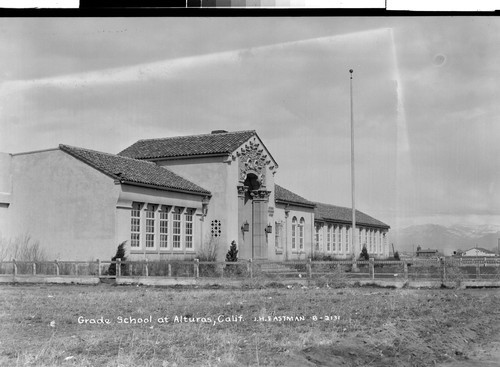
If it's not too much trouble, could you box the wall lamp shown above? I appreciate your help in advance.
[241,221,250,232]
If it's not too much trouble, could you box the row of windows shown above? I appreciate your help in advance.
[316,224,351,253]
[131,203,195,251]
[315,225,386,254]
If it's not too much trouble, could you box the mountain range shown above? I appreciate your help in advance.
[388,224,500,256]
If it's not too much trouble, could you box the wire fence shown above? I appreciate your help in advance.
[1,257,499,281]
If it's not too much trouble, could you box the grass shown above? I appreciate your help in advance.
[1,284,499,366]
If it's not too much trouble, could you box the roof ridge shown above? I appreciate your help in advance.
[134,130,257,143]
[60,144,155,165]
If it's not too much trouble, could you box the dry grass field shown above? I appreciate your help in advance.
[0,283,499,367]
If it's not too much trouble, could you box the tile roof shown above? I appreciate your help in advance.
[60,144,211,196]
[118,130,257,160]
[274,184,316,208]
[314,202,390,229]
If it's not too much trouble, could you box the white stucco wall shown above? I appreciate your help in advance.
[4,149,121,260]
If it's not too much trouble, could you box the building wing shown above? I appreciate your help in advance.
[314,202,390,229]
[60,144,210,196]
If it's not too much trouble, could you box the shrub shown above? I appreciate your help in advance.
[197,237,220,277]
[225,240,238,262]
[108,241,128,276]
[0,234,47,262]
[359,245,369,261]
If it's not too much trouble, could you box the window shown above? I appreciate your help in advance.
[173,207,182,249]
[275,221,283,250]
[365,230,368,251]
[345,226,349,253]
[299,218,305,250]
[145,204,155,248]
[159,206,169,248]
[326,225,332,252]
[332,226,336,252]
[315,224,321,251]
[130,202,141,248]
[291,217,297,250]
[185,209,194,249]
[359,229,362,252]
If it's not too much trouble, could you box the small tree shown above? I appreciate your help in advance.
[226,240,238,262]
[394,251,400,261]
[359,245,369,261]
[108,241,127,276]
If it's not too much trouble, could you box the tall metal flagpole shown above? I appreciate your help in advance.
[349,69,358,270]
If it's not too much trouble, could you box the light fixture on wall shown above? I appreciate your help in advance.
[202,196,210,217]
[241,221,249,232]
[265,224,272,234]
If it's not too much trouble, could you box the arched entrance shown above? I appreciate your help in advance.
[238,173,270,260]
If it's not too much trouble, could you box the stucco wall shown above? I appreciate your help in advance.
[5,149,120,260]
[156,156,231,260]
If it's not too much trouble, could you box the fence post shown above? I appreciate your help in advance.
[32,262,36,276]
[55,260,59,276]
[369,258,375,279]
[145,259,149,277]
[440,257,446,283]
[248,259,253,279]
[403,260,408,280]
[476,263,480,279]
[97,259,101,277]
[13,259,17,277]
[168,263,172,277]
[117,258,121,278]
[194,259,199,278]
[221,262,224,278]
[307,258,312,278]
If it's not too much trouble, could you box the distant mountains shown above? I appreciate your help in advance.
[389,224,500,256]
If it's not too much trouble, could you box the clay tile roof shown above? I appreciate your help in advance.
[60,144,210,196]
[314,202,390,229]
[274,184,316,208]
[118,130,257,160]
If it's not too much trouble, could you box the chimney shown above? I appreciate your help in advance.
[211,130,228,134]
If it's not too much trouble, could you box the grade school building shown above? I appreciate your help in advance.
[0,130,390,261]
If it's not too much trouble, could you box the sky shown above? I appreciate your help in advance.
[1,17,499,231]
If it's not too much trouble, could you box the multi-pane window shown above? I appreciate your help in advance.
[291,217,297,250]
[159,206,169,248]
[332,226,336,252]
[275,221,283,250]
[130,203,196,251]
[185,209,194,249]
[359,229,363,252]
[326,225,332,252]
[131,202,141,248]
[299,218,305,250]
[315,224,321,251]
[145,204,155,248]
[173,207,182,249]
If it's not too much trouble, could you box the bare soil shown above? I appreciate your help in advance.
[0,284,499,366]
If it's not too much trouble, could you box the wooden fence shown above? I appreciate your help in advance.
[1,258,500,281]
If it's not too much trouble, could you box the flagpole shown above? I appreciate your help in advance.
[350,69,358,270]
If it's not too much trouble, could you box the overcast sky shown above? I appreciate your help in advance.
[1,17,499,230]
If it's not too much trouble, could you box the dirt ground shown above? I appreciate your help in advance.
[0,284,499,366]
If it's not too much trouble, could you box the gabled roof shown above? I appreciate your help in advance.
[60,145,211,196]
[275,184,316,208]
[118,130,258,160]
[314,202,390,229]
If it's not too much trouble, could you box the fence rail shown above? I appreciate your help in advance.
[1,258,500,281]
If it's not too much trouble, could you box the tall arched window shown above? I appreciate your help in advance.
[299,217,305,250]
[291,217,297,250]
[326,224,332,252]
